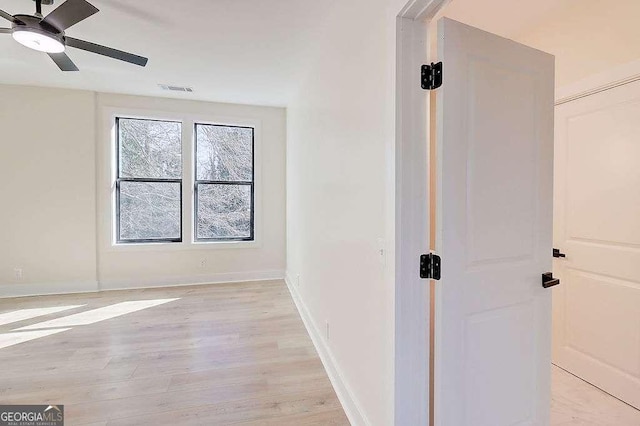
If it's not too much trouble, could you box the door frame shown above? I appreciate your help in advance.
[394,1,448,424]
[556,57,640,105]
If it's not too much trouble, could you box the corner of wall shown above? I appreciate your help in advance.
[284,273,372,426]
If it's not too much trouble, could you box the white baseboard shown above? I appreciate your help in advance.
[0,281,99,299]
[99,269,285,291]
[0,270,285,298]
[284,273,370,426]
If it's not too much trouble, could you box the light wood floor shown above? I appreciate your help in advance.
[551,365,640,425]
[0,280,349,425]
[0,280,638,425]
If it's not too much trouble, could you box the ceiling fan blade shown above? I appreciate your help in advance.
[48,52,79,71]
[0,9,16,23]
[65,37,148,67]
[42,0,99,32]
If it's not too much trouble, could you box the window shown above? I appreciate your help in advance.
[195,124,254,241]
[113,117,255,245]
[116,118,182,243]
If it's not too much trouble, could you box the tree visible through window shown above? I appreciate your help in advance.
[116,118,182,243]
[195,124,254,241]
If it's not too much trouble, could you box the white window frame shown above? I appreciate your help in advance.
[98,105,262,252]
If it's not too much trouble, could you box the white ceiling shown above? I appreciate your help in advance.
[0,0,567,107]
[443,0,567,40]
[0,0,329,106]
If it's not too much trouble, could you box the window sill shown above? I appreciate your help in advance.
[108,239,260,252]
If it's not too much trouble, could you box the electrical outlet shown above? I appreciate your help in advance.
[296,274,301,287]
[200,259,207,268]
[14,268,23,281]
[325,320,330,341]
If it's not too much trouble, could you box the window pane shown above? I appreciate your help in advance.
[197,184,252,239]
[119,118,182,179]
[196,125,253,182]
[119,181,181,241]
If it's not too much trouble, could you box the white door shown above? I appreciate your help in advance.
[552,80,640,409]
[434,18,555,426]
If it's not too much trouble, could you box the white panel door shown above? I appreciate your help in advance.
[553,80,640,409]
[434,18,555,426]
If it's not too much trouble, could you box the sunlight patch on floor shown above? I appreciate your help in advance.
[0,329,71,350]
[0,305,85,326]
[14,299,179,331]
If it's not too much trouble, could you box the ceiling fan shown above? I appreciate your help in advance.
[0,0,148,71]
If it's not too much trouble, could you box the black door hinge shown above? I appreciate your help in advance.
[421,62,443,90]
[420,253,441,280]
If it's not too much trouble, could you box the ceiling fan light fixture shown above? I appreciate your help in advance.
[12,28,65,53]
[1,0,148,70]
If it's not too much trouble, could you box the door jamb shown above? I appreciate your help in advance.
[394,1,448,425]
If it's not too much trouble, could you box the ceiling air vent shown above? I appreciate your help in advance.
[159,84,194,93]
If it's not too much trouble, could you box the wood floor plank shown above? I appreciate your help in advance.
[104,389,347,426]
[231,408,351,426]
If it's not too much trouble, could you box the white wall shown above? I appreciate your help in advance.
[0,84,286,297]
[286,0,409,424]
[516,0,640,88]
[0,85,97,296]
